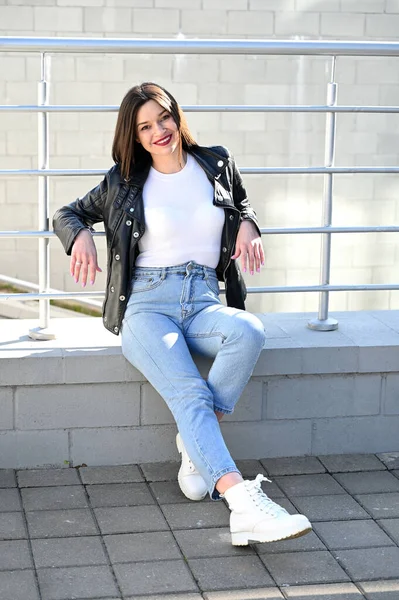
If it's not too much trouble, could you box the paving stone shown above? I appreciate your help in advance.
[26,509,97,538]
[0,488,22,512]
[0,470,16,488]
[86,483,154,507]
[376,452,399,470]
[150,480,211,504]
[188,555,274,590]
[355,493,399,519]
[235,459,268,478]
[393,470,399,479]
[359,579,399,599]
[0,540,32,570]
[140,461,179,482]
[174,527,256,558]
[275,474,346,497]
[104,531,181,563]
[313,519,395,550]
[114,560,198,596]
[203,590,284,600]
[261,550,350,586]
[0,570,39,600]
[31,536,108,568]
[161,501,230,530]
[79,465,144,485]
[94,505,169,535]
[37,565,119,600]
[17,468,80,488]
[334,547,399,581]
[131,595,202,600]
[21,486,88,511]
[0,512,27,540]
[283,582,365,599]
[255,530,326,554]
[292,494,371,522]
[334,471,399,495]
[318,454,386,473]
[260,457,325,476]
[377,518,399,544]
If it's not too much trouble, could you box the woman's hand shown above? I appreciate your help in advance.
[231,219,265,275]
[70,229,102,287]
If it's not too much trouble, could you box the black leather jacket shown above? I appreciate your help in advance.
[53,145,261,336]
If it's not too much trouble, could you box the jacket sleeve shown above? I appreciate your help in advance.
[230,156,262,238]
[52,175,107,256]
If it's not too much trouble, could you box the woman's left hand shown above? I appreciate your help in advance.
[231,220,265,275]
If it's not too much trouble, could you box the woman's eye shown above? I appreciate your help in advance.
[141,125,149,131]
[162,114,170,121]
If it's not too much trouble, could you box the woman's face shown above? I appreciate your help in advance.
[136,99,179,159]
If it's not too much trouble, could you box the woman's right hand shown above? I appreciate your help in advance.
[70,229,102,287]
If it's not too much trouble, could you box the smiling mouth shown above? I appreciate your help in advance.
[154,134,172,146]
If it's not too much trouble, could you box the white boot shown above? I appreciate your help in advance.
[176,433,208,501]
[223,474,312,546]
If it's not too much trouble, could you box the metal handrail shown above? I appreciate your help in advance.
[1,37,399,337]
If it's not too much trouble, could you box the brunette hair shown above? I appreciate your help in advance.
[112,82,197,180]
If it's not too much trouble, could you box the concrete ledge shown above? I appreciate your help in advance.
[1,311,399,468]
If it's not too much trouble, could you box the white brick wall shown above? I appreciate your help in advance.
[1,1,399,315]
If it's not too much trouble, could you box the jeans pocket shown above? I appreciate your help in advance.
[131,274,163,294]
[205,274,220,296]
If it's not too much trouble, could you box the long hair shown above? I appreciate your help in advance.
[112,82,197,181]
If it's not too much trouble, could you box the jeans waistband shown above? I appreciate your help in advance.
[133,261,217,278]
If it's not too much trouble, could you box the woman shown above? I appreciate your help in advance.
[53,82,311,546]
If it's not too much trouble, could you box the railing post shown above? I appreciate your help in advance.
[308,56,339,332]
[29,53,55,340]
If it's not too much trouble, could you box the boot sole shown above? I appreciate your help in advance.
[231,525,312,546]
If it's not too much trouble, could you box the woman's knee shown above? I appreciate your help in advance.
[235,313,266,348]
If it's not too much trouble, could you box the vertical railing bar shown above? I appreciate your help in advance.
[308,56,339,331]
[29,53,55,340]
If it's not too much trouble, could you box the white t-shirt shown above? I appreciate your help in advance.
[135,153,225,269]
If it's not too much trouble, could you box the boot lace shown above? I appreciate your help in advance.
[245,474,289,517]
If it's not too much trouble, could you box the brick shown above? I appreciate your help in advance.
[234,459,268,479]
[221,420,312,459]
[275,474,346,497]
[18,468,80,487]
[181,10,227,34]
[150,480,207,504]
[26,509,97,539]
[0,512,26,540]
[189,556,273,591]
[251,0,295,8]
[175,527,256,559]
[377,452,399,470]
[140,461,179,482]
[283,583,364,599]
[83,7,132,32]
[0,355,63,386]
[133,8,179,32]
[76,56,124,83]
[34,7,83,31]
[79,464,143,484]
[37,565,119,600]
[314,519,395,551]
[31,536,107,568]
[261,456,325,476]
[0,488,22,512]
[86,482,154,507]
[386,0,399,11]
[172,56,218,84]
[312,416,399,455]
[21,485,88,511]
[266,374,380,420]
[296,0,339,8]
[141,384,174,425]
[335,547,399,581]
[16,382,140,429]
[0,388,13,430]
[114,560,198,596]
[0,470,16,488]
[366,13,399,36]
[156,0,200,6]
[261,550,349,585]
[334,471,399,495]
[161,502,230,530]
[274,12,319,36]
[378,518,399,545]
[318,454,386,473]
[71,425,178,465]
[105,531,181,563]
[0,571,39,600]
[227,10,273,34]
[204,591,284,600]
[320,12,365,36]
[385,374,399,414]
[0,540,32,570]
[292,494,370,522]
[359,580,399,599]
[356,493,399,519]
[0,7,33,30]
[0,57,25,82]
[94,505,169,534]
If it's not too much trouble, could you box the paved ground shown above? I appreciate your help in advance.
[1,453,399,600]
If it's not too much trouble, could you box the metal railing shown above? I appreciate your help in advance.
[1,37,399,338]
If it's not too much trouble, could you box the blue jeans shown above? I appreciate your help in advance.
[121,261,266,499]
